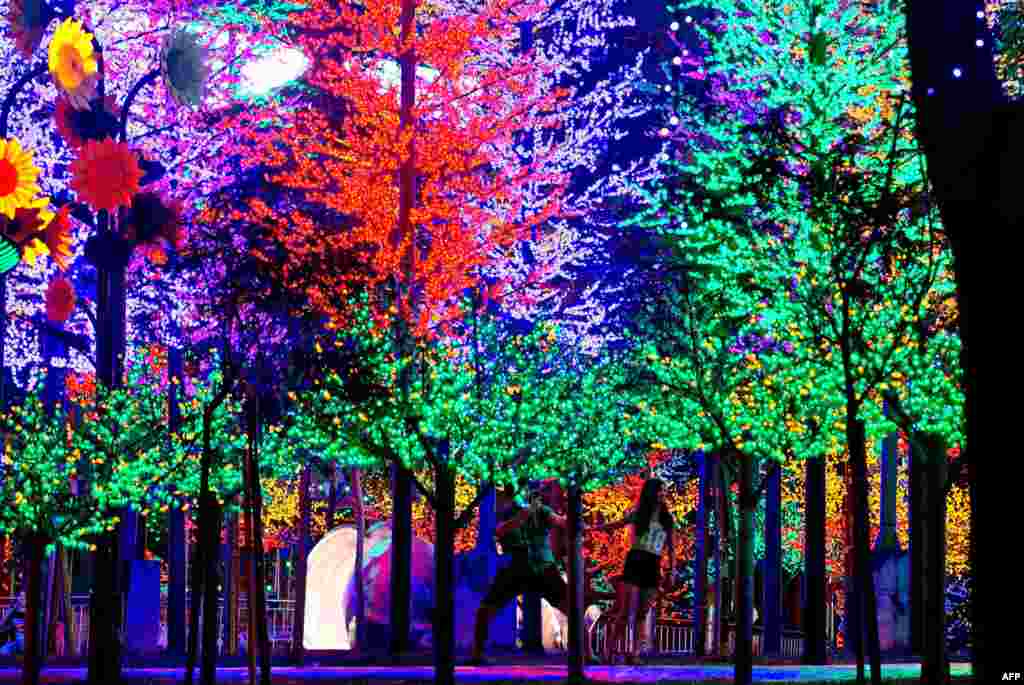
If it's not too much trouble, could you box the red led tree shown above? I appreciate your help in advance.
[248,0,572,333]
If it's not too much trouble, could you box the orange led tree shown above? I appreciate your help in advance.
[249,0,572,333]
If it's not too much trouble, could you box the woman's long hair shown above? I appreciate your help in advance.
[634,478,673,538]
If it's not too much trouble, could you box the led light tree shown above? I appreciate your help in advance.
[624,258,836,683]
[248,0,573,331]
[517,348,651,682]
[290,299,586,685]
[644,1,959,681]
[0,356,189,685]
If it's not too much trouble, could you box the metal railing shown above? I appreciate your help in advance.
[2,594,295,657]
[587,613,804,660]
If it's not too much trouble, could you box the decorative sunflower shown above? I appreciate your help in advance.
[48,18,99,110]
[70,138,142,211]
[45,276,76,323]
[0,137,41,219]
[8,0,54,57]
[45,204,73,270]
[160,28,209,107]
[54,95,118,149]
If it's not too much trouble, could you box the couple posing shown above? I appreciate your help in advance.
[469,478,675,665]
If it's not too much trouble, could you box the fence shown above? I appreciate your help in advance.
[587,614,804,660]
[1,594,295,657]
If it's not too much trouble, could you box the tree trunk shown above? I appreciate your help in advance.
[734,455,754,685]
[200,494,223,685]
[695,451,709,658]
[185,528,204,685]
[433,447,456,685]
[188,369,232,685]
[903,3,999,680]
[244,384,271,685]
[326,465,338,533]
[763,464,782,658]
[921,437,948,685]
[60,547,72,658]
[909,441,924,658]
[848,419,881,685]
[167,348,187,658]
[711,455,723,657]
[225,512,238,656]
[87,531,120,685]
[566,483,586,684]
[351,468,367,653]
[803,457,827,664]
[389,463,413,658]
[244,479,258,685]
[291,464,311,664]
[22,535,45,685]
[88,216,126,685]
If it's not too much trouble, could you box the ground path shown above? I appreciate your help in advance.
[0,662,973,683]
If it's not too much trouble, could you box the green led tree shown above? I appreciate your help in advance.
[0,361,188,685]
[169,360,297,685]
[289,299,575,685]
[645,1,961,681]
[521,349,652,683]
[624,258,834,683]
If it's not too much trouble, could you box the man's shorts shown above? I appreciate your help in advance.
[481,559,567,612]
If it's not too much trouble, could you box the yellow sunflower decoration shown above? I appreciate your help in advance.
[48,18,98,110]
[0,137,41,219]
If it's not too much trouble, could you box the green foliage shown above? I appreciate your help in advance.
[0,362,175,551]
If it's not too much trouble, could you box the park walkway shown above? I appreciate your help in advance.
[0,662,974,683]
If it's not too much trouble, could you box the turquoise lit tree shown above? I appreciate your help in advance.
[625,258,835,683]
[520,348,652,682]
[637,0,962,681]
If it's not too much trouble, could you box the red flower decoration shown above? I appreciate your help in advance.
[46,277,76,322]
[70,138,142,211]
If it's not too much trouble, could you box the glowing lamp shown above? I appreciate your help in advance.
[0,237,20,273]
[239,46,309,96]
[670,21,680,31]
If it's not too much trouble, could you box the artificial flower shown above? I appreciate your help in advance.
[45,204,73,270]
[70,138,142,211]
[0,137,41,219]
[8,0,53,57]
[54,95,118,149]
[161,28,209,107]
[45,276,76,323]
[48,18,99,110]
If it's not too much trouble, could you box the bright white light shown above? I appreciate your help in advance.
[976,10,985,18]
[673,56,682,65]
[670,116,679,125]
[976,39,984,47]
[685,15,693,23]
[952,67,963,78]
[659,127,670,137]
[240,46,309,96]
[670,21,680,31]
